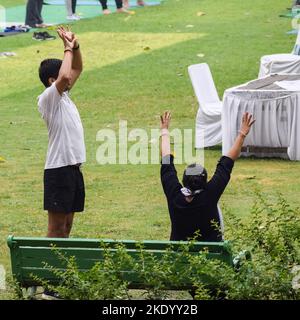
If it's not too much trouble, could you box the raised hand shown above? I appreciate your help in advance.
[240,112,255,137]
[57,26,67,41]
[160,111,171,130]
[62,26,75,42]
[227,112,255,161]
[57,26,77,49]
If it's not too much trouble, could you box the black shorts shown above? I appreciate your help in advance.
[44,165,85,214]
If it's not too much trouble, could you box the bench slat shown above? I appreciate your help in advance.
[8,236,231,252]
[17,248,230,268]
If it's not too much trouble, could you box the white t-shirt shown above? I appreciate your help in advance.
[38,83,86,169]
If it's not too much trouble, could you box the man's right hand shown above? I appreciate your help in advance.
[227,112,256,161]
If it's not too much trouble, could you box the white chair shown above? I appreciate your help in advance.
[188,63,222,148]
[259,30,300,78]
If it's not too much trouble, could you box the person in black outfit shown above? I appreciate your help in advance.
[71,0,77,14]
[99,0,128,14]
[160,111,255,242]
[25,0,48,28]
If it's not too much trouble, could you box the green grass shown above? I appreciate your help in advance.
[0,0,25,8]
[0,0,299,299]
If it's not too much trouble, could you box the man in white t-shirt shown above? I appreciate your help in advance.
[38,26,85,241]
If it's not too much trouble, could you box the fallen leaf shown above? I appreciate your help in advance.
[246,176,256,180]
[186,25,194,28]
[197,53,205,58]
[46,25,57,31]
[197,11,206,16]
[0,156,6,163]
[143,46,151,51]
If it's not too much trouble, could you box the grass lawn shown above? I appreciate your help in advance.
[0,0,299,299]
[0,0,25,8]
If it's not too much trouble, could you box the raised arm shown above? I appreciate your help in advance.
[66,29,83,89]
[160,111,171,158]
[227,112,255,161]
[55,27,76,95]
[57,27,83,92]
[160,111,182,198]
[207,113,255,201]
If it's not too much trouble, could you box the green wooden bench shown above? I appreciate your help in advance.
[7,236,250,298]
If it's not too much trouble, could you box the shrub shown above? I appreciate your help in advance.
[217,193,300,300]
[26,194,300,300]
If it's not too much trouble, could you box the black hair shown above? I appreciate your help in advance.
[39,59,62,87]
[182,163,208,192]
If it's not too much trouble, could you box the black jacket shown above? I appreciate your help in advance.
[160,155,234,242]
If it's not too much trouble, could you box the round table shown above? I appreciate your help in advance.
[259,54,300,78]
[222,75,300,161]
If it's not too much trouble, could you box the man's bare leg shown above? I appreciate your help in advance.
[65,213,74,238]
[43,212,69,299]
[47,212,68,238]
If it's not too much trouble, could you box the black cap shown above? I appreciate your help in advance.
[182,163,208,192]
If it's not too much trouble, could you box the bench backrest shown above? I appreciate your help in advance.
[7,236,233,289]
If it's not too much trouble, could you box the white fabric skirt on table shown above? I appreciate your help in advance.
[222,92,300,160]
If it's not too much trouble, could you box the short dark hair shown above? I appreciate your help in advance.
[182,163,208,192]
[39,59,62,87]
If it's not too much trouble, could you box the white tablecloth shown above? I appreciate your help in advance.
[222,77,300,161]
[259,54,300,78]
